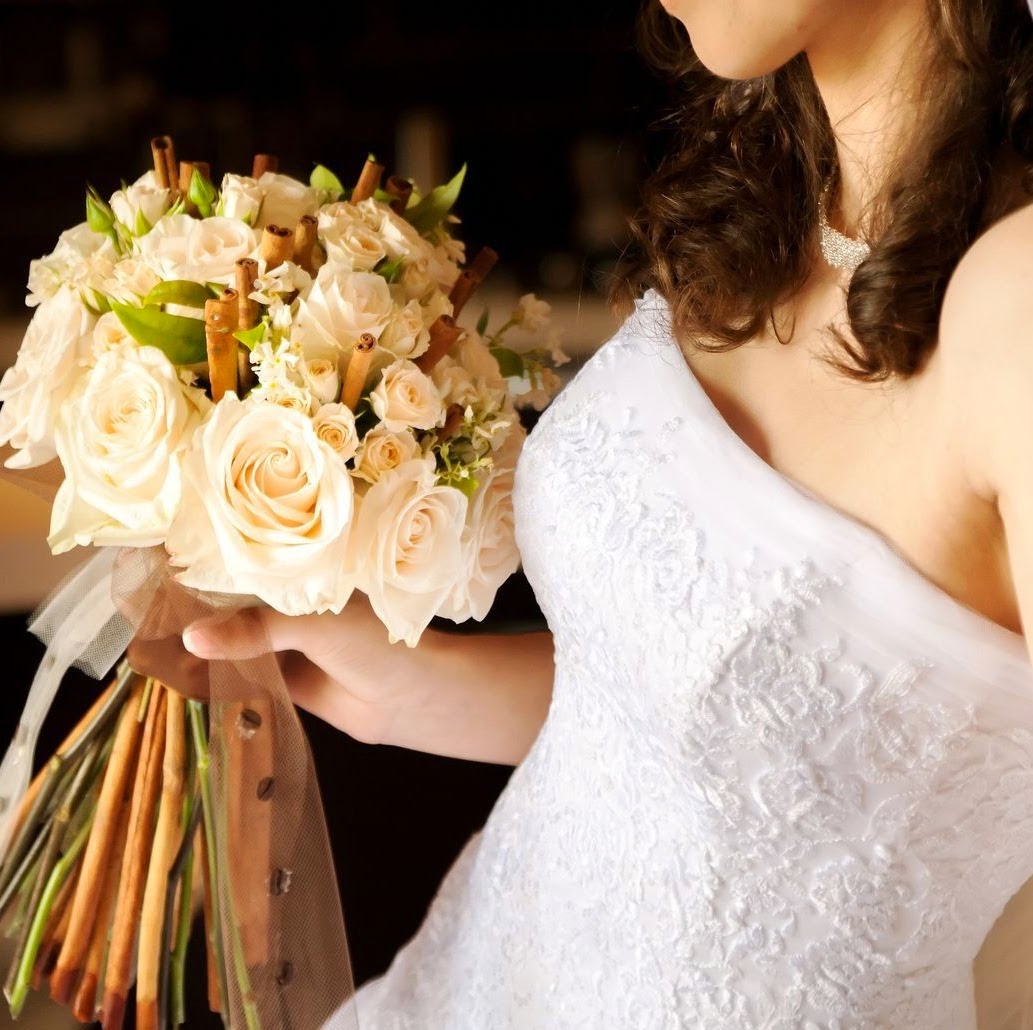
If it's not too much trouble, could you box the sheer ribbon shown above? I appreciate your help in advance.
[0,537,359,1028]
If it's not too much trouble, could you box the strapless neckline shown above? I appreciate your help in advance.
[641,291,1031,670]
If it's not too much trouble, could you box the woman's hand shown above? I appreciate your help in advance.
[129,592,555,764]
[126,591,435,747]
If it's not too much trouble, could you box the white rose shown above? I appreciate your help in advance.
[166,395,356,615]
[102,257,161,305]
[352,427,425,485]
[292,266,395,359]
[0,286,96,468]
[48,344,210,553]
[256,172,322,230]
[439,432,524,622]
[349,457,468,646]
[400,261,435,303]
[377,299,430,361]
[109,172,171,235]
[318,205,387,271]
[301,357,340,406]
[138,214,257,286]
[91,311,135,357]
[369,359,445,433]
[377,206,433,263]
[218,173,263,224]
[312,403,359,462]
[26,222,117,307]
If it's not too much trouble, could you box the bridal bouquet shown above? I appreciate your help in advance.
[0,137,567,1029]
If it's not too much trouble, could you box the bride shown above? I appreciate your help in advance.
[130,0,1033,1025]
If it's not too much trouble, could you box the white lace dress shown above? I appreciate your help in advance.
[330,290,1033,1029]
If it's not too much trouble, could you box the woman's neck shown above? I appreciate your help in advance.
[805,0,934,236]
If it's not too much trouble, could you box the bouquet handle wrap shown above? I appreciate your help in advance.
[1,543,360,1029]
[0,549,131,855]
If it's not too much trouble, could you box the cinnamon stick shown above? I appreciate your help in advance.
[415,315,462,374]
[150,137,176,191]
[448,246,499,318]
[342,334,377,411]
[293,215,318,273]
[224,699,274,967]
[440,403,465,440]
[204,292,239,403]
[71,784,133,1024]
[136,691,186,1030]
[100,685,167,1030]
[260,224,294,269]
[252,153,279,179]
[50,677,147,1006]
[235,258,260,331]
[352,157,384,204]
[385,175,413,214]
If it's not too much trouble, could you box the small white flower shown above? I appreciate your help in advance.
[514,293,551,333]
[91,311,134,357]
[545,327,571,366]
[26,222,118,308]
[102,257,161,305]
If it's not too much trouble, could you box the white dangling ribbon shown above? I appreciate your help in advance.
[0,549,133,854]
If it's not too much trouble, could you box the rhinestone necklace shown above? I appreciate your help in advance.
[818,180,870,276]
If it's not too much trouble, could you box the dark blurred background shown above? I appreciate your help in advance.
[0,0,673,1024]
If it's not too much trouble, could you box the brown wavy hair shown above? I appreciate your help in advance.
[612,0,1033,381]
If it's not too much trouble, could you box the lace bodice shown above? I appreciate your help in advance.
[331,290,1033,1029]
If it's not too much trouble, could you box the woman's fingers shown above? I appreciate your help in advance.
[183,608,316,660]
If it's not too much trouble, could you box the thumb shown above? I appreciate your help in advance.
[182,607,310,660]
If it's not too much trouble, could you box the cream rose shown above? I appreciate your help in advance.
[91,311,135,357]
[292,266,395,359]
[0,286,96,468]
[349,457,468,646]
[137,214,257,286]
[377,299,430,361]
[256,172,322,230]
[47,344,210,553]
[26,222,117,308]
[102,257,161,305]
[369,358,445,433]
[352,427,425,486]
[318,205,388,271]
[166,395,356,615]
[109,172,171,235]
[312,403,359,462]
[218,173,264,224]
[301,357,340,406]
[439,427,525,622]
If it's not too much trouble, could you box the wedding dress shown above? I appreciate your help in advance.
[329,289,1033,1028]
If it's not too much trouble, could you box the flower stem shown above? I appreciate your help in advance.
[187,701,229,1017]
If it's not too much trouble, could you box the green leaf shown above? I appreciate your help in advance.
[111,302,208,364]
[143,280,213,309]
[310,164,344,199]
[134,209,153,237]
[85,186,115,235]
[476,308,490,336]
[233,323,266,350]
[490,345,524,378]
[188,168,218,219]
[375,257,404,284]
[406,164,467,235]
